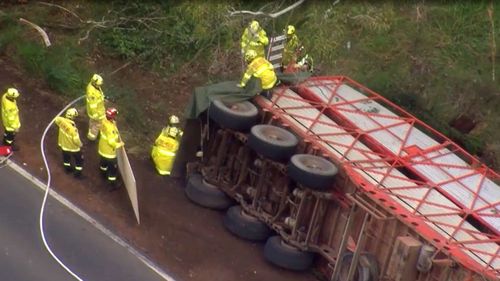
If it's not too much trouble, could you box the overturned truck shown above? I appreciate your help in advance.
[184,76,500,281]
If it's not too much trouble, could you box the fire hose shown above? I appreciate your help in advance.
[39,95,85,281]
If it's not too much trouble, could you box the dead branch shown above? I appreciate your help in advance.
[109,61,132,76]
[19,18,51,47]
[229,0,305,18]
[38,1,83,23]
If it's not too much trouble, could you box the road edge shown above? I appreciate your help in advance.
[7,159,177,281]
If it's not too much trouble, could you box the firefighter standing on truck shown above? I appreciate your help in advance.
[99,107,124,188]
[281,25,300,69]
[86,74,106,141]
[238,50,277,96]
[1,88,21,150]
[54,108,83,178]
[151,115,183,176]
[240,20,269,60]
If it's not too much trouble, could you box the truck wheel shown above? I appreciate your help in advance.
[209,100,258,131]
[248,125,298,161]
[223,206,272,241]
[288,154,338,191]
[264,236,314,271]
[335,252,379,281]
[185,173,233,210]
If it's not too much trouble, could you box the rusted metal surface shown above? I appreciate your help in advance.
[190,76,498,281]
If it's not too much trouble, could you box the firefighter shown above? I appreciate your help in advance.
[240,20,269,60]
[54,108,83,177]
[281,25,300,69]
[238,50,277,94]
[1,88,21,150]
[98,107,124,187]
[86,74,106,141]
[151,115,183,176]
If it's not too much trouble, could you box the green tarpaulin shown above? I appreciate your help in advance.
[184,71,312,119]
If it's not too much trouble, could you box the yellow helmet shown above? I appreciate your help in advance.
[286,25,295,35]
[168,115,180,125]
[65,108,78,119]
[249,20,260,34]
[6,88,19,99]
[245,50,258,62]
[91,74,103,86]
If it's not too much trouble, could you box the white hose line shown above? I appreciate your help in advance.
[39,95,85,281]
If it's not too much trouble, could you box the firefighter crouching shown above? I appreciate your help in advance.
[238,50,277,98]
[54,108,83,178]
[86,74,106,141]
[151,115,183,176]
[2,88,21,150]
[98,107,124,187]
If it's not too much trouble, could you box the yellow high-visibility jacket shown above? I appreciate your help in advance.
[239,57,277,90]
[240,28,269,59]
[1,93,20,132]
[282,34,300,67]
[54,116,82,152]
[151,126,183,175]
[98,119,124,159]
[86,83,105,121]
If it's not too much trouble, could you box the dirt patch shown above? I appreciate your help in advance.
[0,54,316,281]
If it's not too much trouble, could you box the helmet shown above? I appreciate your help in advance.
[245,50,258,62]
[6,88,19,99]
[168,115,180,126]
[91,74,103,86]
[249,20,260,34]
[65,108,78,119]
[105,107,118,120]
[286,25,295,35]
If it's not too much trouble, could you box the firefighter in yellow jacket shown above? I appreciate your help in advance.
[151,115,183,176]
[1,88,21,150]
[86,74,106,141]
[238,50,277,91]
[240,20,269,59]
[281,25,300,69]
[98,107,124,186]
[54,108,83,177]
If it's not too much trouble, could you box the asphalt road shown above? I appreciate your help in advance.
[0,165,170,281]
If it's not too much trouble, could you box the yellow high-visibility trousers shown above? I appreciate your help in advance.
[151,138,179,176]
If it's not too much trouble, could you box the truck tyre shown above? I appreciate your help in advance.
[288,154,338,191]
[334,252,379,281]
[185,173,233,210]
[264,236,314,271]
[209,100,258,131]
[223,206,272,241]
[248,125,298,161]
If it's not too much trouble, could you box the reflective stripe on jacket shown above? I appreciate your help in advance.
[86,83,105,121]
[55,117,82,152]
[240,28,269,59]
[98,119,123,159]
[240,57,277,90]
[1,93,20,132]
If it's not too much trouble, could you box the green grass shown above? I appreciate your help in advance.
[1,1,499,166]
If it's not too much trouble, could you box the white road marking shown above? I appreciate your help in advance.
[6,159,177,281]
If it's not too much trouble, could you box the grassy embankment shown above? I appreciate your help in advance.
[0,1,498,167]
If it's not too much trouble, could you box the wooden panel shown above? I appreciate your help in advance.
[386,236,422,281]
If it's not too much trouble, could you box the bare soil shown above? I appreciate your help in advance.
[0,55,317,281]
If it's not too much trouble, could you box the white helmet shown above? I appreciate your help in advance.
[168,115,180,125]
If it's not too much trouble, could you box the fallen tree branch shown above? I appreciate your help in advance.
[229,0,305,18]
[38,1,83,22]
[19,18,51,47]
